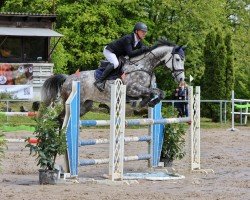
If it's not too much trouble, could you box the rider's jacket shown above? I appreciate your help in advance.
[106,33,147,58]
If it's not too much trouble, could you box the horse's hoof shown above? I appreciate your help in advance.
[148,98,161,107]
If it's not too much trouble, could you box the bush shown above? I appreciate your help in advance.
[161,124,186,164]
[26,103,66,170]
[161,106,186,165]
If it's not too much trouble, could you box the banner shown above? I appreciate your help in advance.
[0,85,33,99]
[0,63,33,99]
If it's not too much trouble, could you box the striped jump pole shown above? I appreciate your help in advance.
[6,138,38,143]
[0,112,37,117]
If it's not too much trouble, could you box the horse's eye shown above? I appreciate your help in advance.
[176,58,180,61]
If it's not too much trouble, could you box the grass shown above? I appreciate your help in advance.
[0,125,35,132]
[200,118,231,129]
[0,114,36,133]
[0,109,248,132]
[81,111,110,120]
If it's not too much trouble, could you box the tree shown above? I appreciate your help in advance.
[203,30,216,100]
[203,29,227,121]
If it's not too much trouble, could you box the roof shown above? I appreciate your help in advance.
[0,12,57,22]
[0,27,63,37]
[0,12,57,17]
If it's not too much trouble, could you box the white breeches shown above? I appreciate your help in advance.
[103,47,119,69]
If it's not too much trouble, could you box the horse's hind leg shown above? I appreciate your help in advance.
[80,100,93,116]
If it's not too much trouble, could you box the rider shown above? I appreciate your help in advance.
[94,22,150,92]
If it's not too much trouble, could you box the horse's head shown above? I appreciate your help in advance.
[164,45,185,82]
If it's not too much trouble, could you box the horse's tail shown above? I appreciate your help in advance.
[41,74,68,106]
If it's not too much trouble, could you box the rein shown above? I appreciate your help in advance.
[151,48,184,80]
[123,46,184,81]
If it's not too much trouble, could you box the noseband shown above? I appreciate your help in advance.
[164,53,184,80]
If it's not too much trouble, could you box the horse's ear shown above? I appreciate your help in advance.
[175,45,182,51]
[182,45,187,51]
[176,45,187,51]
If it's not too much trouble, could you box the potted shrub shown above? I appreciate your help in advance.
[26,103,66,185]
[160,123,186,167]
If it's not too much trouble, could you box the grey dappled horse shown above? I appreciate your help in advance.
[41,39,185,116]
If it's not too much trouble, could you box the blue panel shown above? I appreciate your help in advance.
[151,102,164,167]
[66,81,80,176]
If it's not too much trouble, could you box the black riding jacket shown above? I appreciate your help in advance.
[106,33,146,58]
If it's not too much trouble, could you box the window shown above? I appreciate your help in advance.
[0,36,48,63]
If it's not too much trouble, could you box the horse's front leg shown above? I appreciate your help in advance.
[147,88,165,107]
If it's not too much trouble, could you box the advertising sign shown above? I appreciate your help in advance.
[0,63,33,99]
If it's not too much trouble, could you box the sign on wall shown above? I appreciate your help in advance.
[0,63,33,99]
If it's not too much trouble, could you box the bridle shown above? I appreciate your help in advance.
[163,52,184,80]
[125,46,184,80]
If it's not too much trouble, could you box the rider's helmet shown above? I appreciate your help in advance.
[133,22,148,32]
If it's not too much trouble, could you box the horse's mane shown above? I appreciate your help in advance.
[150,38,176,50]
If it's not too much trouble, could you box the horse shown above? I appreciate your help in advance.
[41,39,185,117]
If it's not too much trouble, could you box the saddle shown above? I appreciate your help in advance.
[94,57,126,81]
[94,57,142,102]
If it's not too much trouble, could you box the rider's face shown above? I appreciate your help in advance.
[136,30,147,40]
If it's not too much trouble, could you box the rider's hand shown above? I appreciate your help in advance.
[141,46,150,52]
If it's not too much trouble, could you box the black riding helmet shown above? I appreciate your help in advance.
[133,22,148,32]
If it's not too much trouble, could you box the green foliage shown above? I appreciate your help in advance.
[51,41,70,74]
[203,30,216,99]
[161,124,186,164]
[0,114,36,126]
[0,93,13,100]
[225,33,234,99]
[161,106,186,164]
[0,125,35,132]
[26,103,66,170]
[202,29,232,122]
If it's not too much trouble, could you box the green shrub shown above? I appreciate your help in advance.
[161,106,186,165]
[26,103,66,170]
[161,124,186,164]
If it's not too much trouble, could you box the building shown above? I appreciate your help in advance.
[0,12,63,100]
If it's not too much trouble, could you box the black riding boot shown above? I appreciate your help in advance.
[94,63,114,92]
